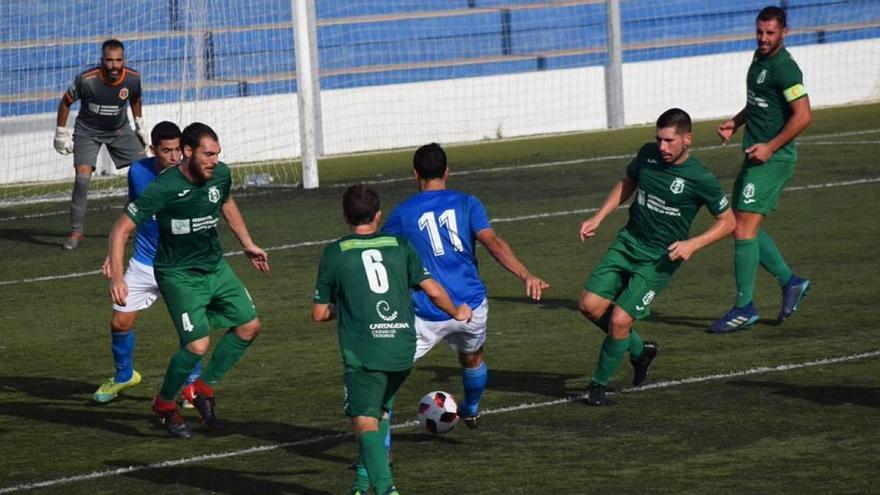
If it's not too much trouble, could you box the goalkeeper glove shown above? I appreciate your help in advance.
[53,126,74,155]
[134,117,149,148]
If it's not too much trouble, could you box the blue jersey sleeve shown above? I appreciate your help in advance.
[382,207,403,235]
[468,196,491,235]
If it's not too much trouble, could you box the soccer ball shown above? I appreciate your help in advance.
[416,391,459,434]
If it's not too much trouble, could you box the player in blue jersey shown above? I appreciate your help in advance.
[93,121,201,403]
[383,143,549,427]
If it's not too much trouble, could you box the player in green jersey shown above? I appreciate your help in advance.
[108,122,270,438]
[708,6,813,333]
[313,184,471,495]
[578,109,735,405]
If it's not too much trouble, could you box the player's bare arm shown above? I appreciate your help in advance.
[311,303,336,322]
[717,107,747,144]
[476,228,549,300]
[107,214,138,306]
[747,96,813,164]
[221,197,270,273]
[668,208,736,261]
[580,176,637,241]
[420,278,473,321]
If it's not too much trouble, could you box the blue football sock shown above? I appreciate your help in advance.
[111,330,135,383]
[461,362,488,417]
[185,360,202,384]
[383,410,392,453]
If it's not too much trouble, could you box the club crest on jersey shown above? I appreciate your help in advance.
[208,186,221,203]
[118,87,129,100]
[756,69,768,84]
[670,177,685,194]
[743,183,757,204]
[376,300,399,322]
[642,290,655,306]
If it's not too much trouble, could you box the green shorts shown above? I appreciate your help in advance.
[733,157,796,215]
[343,366,411,419]
[73,124,146,169]
[156,260,257,344]
[584,238,680,320]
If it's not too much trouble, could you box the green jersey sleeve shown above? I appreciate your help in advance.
[777,59,806,104]
[696,171,730,217]
[218,163,232,203]
[404,238,431,289]
[313,244,338,304]
[626,144,652,182]
[125,180,166,226]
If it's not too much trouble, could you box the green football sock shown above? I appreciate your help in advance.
[359,430,393,494]
[351,460,370,493]
[590,336,629,386]
[200,332,252,385]
[757,229,793,287]
[159,348,202,401]
[734,237,759,308]
[628,328,645,358]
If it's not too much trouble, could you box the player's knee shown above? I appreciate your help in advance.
[609,313,633,338]
[186,338,210,356]
[110,318,133,333]
[235,318,261,341]
[459,349,483,368]
[578,296,605,321]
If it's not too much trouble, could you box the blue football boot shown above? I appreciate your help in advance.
[778,275,811,323]
[707,302,759,333]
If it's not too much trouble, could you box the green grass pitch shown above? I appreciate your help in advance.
[0,103,878,494]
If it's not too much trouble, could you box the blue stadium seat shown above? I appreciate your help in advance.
[317,1,470,20]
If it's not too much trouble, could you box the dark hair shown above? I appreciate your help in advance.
[150,121,181,146]
[413,143,447,180]
[656,108,692,134]
[101,39,125,53]
[757,6,786,28]
[343,184,380,226]
[181,122,219,151]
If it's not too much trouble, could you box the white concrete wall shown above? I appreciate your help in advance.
[1,38,877,185]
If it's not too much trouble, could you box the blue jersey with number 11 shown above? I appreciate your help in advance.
[383,189,492,321]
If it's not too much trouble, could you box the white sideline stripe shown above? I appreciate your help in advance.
[2,127,878,223]
[800,140,880,145]
[1,350,877,494]
[1,176,878,287]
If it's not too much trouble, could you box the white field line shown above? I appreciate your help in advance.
[1,349,877,494]
[1,175,878,287]
[3,128,876,223]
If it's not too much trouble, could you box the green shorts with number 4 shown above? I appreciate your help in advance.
[733,157,796,215]
[344,365,411,419]
[156,259,257,344]
[584,237,680,320]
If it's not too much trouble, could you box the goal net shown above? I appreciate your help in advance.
[1,0,878,203]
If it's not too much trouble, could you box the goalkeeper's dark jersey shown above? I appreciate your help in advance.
[65,66,141,132]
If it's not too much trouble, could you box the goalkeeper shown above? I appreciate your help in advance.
[54,39,148,250]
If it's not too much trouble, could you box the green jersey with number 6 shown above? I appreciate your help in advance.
[620,143,730,258]
[744,47,807,162]
[314,233,430,371]
[125,163,231,272]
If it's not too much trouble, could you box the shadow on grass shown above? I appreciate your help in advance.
[108,460,331,495]
[729,380,880,407]
[0,375,104,402]
[489,296,579,313]
[231,421,352,465]
[418,366,581,398]
[0,400,157,438]
[0,227,105,248]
